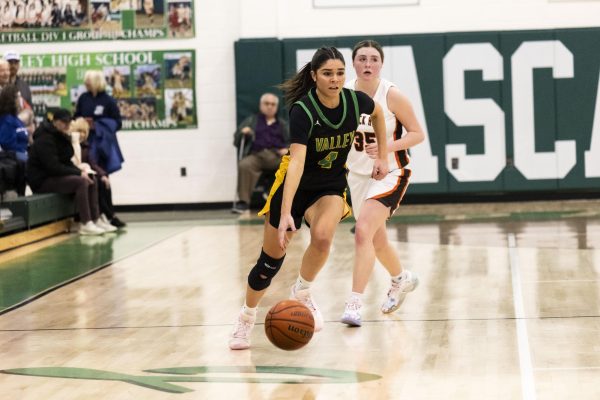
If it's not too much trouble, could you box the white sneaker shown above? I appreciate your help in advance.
[291,286,324,332]
[341,296,362,327]
[95,218,117,232]
[79,221,105,236]
[229,310,256,350]
[381,270,419,314]
[100,214,111,225]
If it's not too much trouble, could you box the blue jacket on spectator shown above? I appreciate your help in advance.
[89,118,124,174]
[0,114,29,161]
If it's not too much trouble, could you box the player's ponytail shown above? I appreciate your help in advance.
[280,62,314,109]
[280,46,345,109]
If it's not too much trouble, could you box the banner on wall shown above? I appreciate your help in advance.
[21,49,196,130]
[0,0,193,43]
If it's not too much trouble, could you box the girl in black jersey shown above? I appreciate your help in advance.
[229,46,389,350]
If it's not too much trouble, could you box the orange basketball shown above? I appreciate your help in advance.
[265,300,315,350]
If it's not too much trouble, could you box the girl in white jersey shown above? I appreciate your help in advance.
[341,40,425,326]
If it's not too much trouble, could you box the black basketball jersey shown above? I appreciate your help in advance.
[290,87,374,192]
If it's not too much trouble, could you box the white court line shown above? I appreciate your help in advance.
[508,233,537,400]
[535,366,600,371]
[526,280,600,283]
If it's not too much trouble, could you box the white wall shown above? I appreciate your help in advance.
[241,0,600,38]
[113,1,241,205]
[109,1,242,205]
[5,0,599,205]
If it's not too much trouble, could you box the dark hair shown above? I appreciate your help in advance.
[0,84,19,117]
[352,40,385,63]
[279,46,345,108]
[51,108,73,123]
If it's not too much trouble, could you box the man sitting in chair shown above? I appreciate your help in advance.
[232,93,289,214]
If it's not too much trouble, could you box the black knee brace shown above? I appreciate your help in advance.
[247,250,285,291]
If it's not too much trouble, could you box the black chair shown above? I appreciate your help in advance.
[250,169,276,209]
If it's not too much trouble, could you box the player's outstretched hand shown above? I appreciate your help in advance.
[278,214,296,250]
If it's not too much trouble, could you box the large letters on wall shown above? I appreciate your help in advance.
[237,28,600,194]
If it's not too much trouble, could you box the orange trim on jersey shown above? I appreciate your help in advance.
[392,118,410,169]
[390,177,410,216]
[397,178,410,204]
[393,119,402,170]
[372,175,402,200]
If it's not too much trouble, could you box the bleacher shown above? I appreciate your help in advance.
[0,193,74,251]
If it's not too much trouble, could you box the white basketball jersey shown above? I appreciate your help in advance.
[345,78,409,176]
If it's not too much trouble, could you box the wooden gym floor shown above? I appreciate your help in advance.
[0,200,600,399]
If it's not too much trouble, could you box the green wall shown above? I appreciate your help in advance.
[234,38,284,123]
[234,28,600,195]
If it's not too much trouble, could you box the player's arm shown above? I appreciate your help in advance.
[281,143,305,215]
[369,101,388,180]
[278,105,310,249]
[387,87,425,151]
[278,143,306,249]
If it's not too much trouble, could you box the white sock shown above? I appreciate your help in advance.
[391,272,404,283]
[295,275,312,291]
[349,292,363,305]
[242,304,256,317]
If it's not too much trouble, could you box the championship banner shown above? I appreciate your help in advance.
[21,49,196,130]
[0,0,194,43]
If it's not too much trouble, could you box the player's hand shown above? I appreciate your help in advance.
[278,213,296,250]
[371,158,389,180]
[241,127,253,135]
[364,142,378,159]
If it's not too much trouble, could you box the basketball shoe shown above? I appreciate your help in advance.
[340,296,362,327]
[290,286,324,332]
[95,218,117,233]
[229,309,256,350]
[381,270,419,314]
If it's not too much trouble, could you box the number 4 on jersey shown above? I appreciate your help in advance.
[318,151,338,169]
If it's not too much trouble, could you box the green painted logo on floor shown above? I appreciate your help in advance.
[1,366,381,393]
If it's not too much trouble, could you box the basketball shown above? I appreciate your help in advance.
[264,300,315,350]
